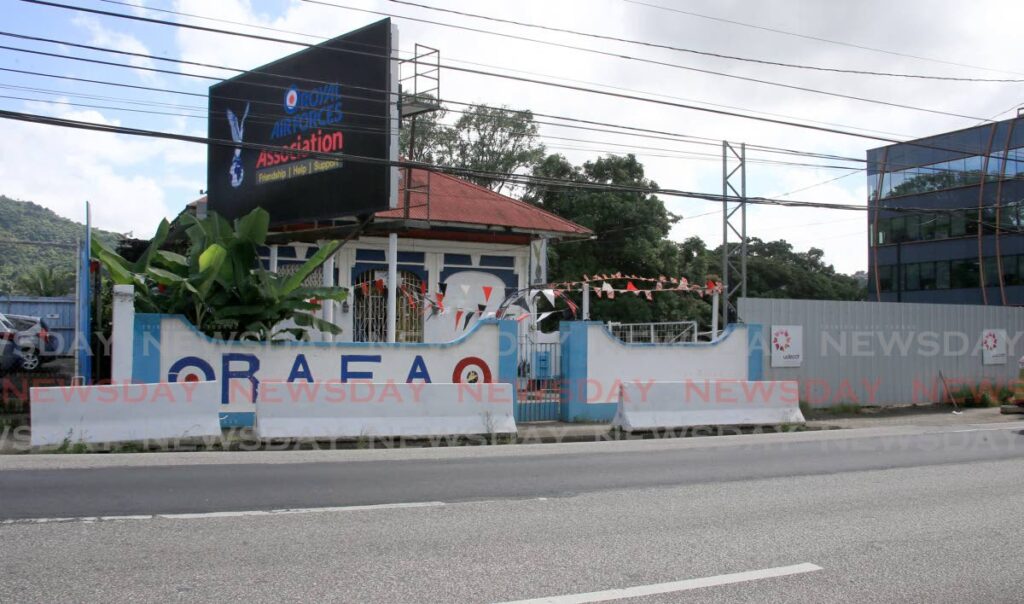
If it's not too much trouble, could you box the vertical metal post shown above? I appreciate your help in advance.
[582,282,590,320]
[740,142,747,300]
[711,291,719,340]
[721,141,748,329]
[321,242,335,343]
[78,202,92,385]
[387,233,398,343]
[73,236,80,382]
[111,284,134,383]
[403,115,417,219]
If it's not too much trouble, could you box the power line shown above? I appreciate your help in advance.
[0,62,870,168]
[623,0,1024,78]
[383,0,1024,83]
[0,84,867,175]
[5,5,1017,178]
[0,33,886,165]
[93,0,918,141]
[769,169,865,199]
[2,41,1014,180]
[294,0,989,122]
[21,0,990,123]
[0,106,1005,217]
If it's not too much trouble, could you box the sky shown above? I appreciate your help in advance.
[1,0,1023,274]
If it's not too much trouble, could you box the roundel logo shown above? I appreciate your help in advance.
[284,85,299,114]
[983,331,998,351]
[452,357,492,384]
[772,329,791,352]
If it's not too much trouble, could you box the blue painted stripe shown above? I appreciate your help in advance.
[559,321,590,422]
[132,313,162,383]
[354,249,425,264]
[220,412,254,428]
[444,253,472,266]
[479,255,515,268]
[747,323,764,381]
[497,320,518,410]
[356,249,386,261]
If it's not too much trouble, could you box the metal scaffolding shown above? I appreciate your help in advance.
[721,141,747,329]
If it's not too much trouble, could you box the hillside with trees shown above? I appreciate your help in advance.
[0,195,121,295]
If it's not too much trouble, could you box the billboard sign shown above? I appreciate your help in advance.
[208,19,397,224]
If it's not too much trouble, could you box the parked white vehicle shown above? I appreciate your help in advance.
[0,313,24,374]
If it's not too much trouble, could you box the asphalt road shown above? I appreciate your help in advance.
[1,423,1023,602]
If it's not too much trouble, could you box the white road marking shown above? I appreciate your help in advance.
[0,501,445,525]
[948,426,1019,433]
[497,563,823,603]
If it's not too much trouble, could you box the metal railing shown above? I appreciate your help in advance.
[607,321,698,344]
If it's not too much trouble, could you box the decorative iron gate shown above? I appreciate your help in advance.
[516,338,561,422]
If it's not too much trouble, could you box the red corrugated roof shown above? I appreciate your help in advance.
[191,168,590,237]
[378,168,591,236]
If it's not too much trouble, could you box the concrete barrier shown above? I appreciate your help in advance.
[29,381,222,446]
[254,382,517,439]
[613,380,804,431]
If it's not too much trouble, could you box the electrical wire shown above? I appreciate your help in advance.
[95,0,919,141]
[2,50,1016,181]
[0,106,1008,218]
[383,0,1024,83]
[623,0,1024,78]
[20,0,991,123]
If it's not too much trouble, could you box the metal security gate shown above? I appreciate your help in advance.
[516,339,562,422]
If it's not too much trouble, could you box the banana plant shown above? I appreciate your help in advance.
[92,207,347,341]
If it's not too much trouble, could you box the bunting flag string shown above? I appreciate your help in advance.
[542,277,722,296]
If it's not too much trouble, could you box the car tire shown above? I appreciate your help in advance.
[20,348,40,371]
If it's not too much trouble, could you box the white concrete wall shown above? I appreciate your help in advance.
[425,270,508,343]
[156,316,506,407]
[255,382,516,438]
[30,381,222,446]
[614,380,803,430]
[265,237,530,344]
[585,324,749,404]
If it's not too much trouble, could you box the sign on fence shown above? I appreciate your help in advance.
[770,325,803,368]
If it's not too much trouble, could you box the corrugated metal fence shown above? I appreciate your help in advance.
[1,295,76,355]
[739,297,1024,406]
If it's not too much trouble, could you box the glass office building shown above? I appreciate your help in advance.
[867,115,1024,304]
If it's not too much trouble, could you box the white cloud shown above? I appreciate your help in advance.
[72,15,159,80]
[0,101,187,237]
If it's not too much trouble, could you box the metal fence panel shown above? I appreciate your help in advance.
[1,296,76,355]
[516,338,561,422]
[607,321,698,344]
[739,297,1024,406]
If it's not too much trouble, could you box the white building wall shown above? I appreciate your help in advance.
[263,236,531,343]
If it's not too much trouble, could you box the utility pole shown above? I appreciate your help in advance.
[721,141,748,330]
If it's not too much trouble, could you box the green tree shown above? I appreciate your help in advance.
[403,104,545,194]
[527,153,709,323]
[91,208,347,341]
[739,238,865,301]
[15,265,74,297]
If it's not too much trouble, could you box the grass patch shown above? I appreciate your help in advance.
[805,402,862,416]
[951,384,1011,408]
